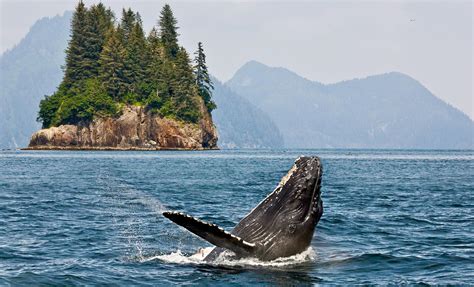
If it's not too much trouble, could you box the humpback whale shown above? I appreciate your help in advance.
[163,156,323,262]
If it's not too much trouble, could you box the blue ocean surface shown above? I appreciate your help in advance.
[0,149,473,285]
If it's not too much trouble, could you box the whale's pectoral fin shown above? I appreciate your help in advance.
[163,211,255,255]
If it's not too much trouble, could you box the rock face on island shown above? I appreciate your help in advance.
[27,105,218,150]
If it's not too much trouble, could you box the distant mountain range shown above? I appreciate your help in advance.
[227,61,473,149]
[1,14,472,149]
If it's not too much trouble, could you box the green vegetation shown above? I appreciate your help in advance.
[38,2,215,128]
[194,42,216,112]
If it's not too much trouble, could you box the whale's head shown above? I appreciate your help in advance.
[273,156,323,227]
[231,156,323,260]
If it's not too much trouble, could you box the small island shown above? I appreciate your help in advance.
[26,2,218,150]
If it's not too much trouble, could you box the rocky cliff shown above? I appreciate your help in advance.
[27,104,218,150]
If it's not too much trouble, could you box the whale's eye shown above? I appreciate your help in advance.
[288,224,296,234]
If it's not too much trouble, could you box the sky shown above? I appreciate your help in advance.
[0,0,472,119]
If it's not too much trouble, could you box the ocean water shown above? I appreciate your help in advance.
[0,149,473,285]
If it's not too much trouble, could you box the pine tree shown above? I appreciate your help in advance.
[172,48,200,122]
[120,8,136,42]
[82,3,114,78]
[63,0,89,88]
[90,3,114,44]
[143,30,163,111]
[158,4,179,58]
[114,8,134,93]
[99,27,128,100]
[175,48,195,96]
[147,27,160,49]
[146,27,162,88]
[125,14,148,98]
[194,42,215,111]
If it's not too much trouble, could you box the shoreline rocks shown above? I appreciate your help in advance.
[26,103,218,150]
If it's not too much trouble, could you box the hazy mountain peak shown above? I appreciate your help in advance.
[1,12,72,60]
[234,60,314,81]
[0,12,71,148]
[238,60,270,70]
[336,72,426,94]
[228,61,474,149]
[228,60,319,95]
[367,71,419,85]
[237,62,425,92]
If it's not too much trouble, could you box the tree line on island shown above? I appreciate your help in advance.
[38,1,215,128]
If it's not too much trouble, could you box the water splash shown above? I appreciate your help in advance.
[146,247,315,267]
[97,171,169,259]
[98,172,168,214]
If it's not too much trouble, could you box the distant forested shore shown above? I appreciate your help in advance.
[38,1,215,129]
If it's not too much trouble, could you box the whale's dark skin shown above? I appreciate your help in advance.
[163,156,323,262]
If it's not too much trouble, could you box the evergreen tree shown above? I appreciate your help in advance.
[90,3,115,45]
[194,42,215,111]
[83,3,114,78]
[120,8,136,42]
[99,27,128,100]
[147,27,160,49]
[63,0,89,88]
[148,25,175,102]
[125,14,148,98]
[146,27,163,90]
[175,48,195,96]
[158,4,179,58]
[115,8,135,93]
[172,48,200,122]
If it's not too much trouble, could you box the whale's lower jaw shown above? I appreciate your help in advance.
[163,156,323,262]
